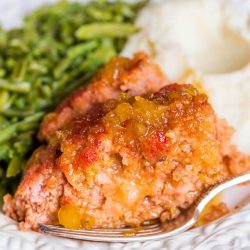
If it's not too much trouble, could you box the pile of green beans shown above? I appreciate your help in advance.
[0,0,144,204]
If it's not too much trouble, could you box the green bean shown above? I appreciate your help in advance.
[0,115,9,128]
[0,144,11,161]
[6,155,23,177]
[17,122,39,132]
[10,39,28,53]
[67,40,99,59]
[0,69,5,78]
[0,91,9,110]
[28,62,48,74]
[0,80,31,93]
[85,6,113,21]
[14,139,33,155]
[21,112,45,123]
[14,97,26,109]
[53,40,99,78]
[41,85,51,99]
[0,124,17,144]
[0,109,34,118]
[75,22,139,40]
[0,112,43,143]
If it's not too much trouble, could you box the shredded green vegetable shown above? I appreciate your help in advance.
[0,0,145,205]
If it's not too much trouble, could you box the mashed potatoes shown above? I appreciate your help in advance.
[123,0,250,154]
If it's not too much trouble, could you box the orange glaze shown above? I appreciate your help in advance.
[39,52,169,141]
[58,205,81,229]
[56,84,227,229]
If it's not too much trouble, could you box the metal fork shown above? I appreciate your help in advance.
[39,172,250,242]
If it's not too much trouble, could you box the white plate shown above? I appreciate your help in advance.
[1,187,250,250]
[0,1,250,249]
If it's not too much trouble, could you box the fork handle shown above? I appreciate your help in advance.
[196,172,250,214]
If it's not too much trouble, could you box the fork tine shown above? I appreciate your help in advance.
[39,220,160,233]
[39,223,163,236]
[39,218,195,242]
[39,225,166,242]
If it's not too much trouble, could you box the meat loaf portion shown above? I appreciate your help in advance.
[3,147,65,230]
[4,83,250,231]
[38,52,169,141]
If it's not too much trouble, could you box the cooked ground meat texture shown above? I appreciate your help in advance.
[4,54,250,231]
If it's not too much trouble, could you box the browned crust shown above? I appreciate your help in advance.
[38,52,169,141]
